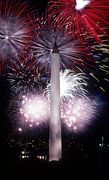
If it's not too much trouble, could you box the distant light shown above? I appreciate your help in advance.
[18,128,22,132]
[37,155,45,160]
[102,136,104,141]
[21,155,29,159]
[21,151,25,154]
[75,0,90,10]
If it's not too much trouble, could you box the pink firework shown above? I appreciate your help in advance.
[20,94,50,128]
[61,97,97,132]
[48,0,109,42]
[0,0,33,61]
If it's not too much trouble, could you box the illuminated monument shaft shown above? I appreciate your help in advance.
[49,43,62,161]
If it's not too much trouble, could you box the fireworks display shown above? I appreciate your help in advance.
[45,69,88,102]
[89,41,109,92]
[48,0,109,42]
[9,92,98,132]
[7,50,43,95]
[61,97,97,132]
[0,0,108,163]
[32,20,86,69]
[0,0,33,61]
[31,17,109,93]
[19,94,49,128]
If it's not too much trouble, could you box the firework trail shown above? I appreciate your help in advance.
[89,41,109,92]
[6,49,44,95]
[45,69,88,102]
[48,0,109,42]
[31,16,108,161]
[31,17,109,92]
[31,18,87,69]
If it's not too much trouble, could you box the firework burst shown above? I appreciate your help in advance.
[45,69,88,102]
[61,97,98,132]
[8,93,50,130]
[31,18,87,69]
[31,17,109,93]
[8,92,99,132]
[48,0,109,42]
[20,94,50,128]
[0,0,33,61]
[7,50,43,95]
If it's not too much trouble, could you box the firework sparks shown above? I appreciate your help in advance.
[31,17,109,92]
[90,42,109,91]
[32,17,98,161]
[20,94,49,127]
[8,92,99,132]
[61,97,97,132]
[48,0,109,42]
[32,19,86,69]
[0,0,33,61]
[7,50,43,95]
[8,92,50,131]
[45,69,88,102]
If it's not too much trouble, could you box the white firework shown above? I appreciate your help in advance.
[0,19,31,59]
[61,97,97,132]
[0,0,32,60]
[45,69,88,102]
[75,0,90,10]
[20,94,50,127]
[31,21,85,69]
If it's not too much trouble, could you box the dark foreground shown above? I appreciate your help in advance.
[1,154,109,180]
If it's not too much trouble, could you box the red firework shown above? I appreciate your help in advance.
[48,0,109,42]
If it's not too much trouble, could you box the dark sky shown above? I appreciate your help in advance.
[31,0,48,14]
